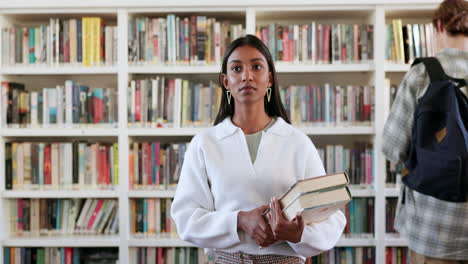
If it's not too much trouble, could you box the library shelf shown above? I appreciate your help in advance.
[0,65,118,75]
[2,236,120,247]
[2,190,119,199]
[2,128,120,137]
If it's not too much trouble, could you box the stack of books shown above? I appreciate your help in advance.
[278,172,351,224]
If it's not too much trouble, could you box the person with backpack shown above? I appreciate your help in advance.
[382,0,468,263]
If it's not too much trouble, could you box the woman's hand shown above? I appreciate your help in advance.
[237,205,277,247]
[267,197,305,243]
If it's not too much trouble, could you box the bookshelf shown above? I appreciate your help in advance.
[1,190,119,199]
[0,1,442,263]
[0,66,118,75]
[3,236,120,248]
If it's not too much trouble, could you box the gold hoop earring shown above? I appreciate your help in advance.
[266,87,272,102]
[226,90,232,105]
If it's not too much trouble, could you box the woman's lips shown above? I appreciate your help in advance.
[240,86,256,92]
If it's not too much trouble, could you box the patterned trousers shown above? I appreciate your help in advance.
[214,251,305,264]
[410,250,468,264]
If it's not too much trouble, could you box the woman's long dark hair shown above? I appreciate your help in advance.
[213,34,291,125]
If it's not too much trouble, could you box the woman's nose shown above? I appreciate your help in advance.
[242,69,253,82]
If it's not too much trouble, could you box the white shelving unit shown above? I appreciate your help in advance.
[128,65,221,74]
[384,64,411,73]
[126,126,374,137]
[2,128,120,137]
[385,188,401,197]
[0,1,441,263]
[385,236,409,247]
[129,237,193,248]
[3,236,120,247]
[128,190,176,198]
[336,237,376,247]
[0,65,118,75]
[2,190,119,199]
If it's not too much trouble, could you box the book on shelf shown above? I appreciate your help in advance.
[9,198,119,236]
[1,17,117,67]
[1,81,118,128]
[308,247,375,264]
[129,142,188,190]
[317,143,374,185]
[386,198,398,234]
[128,15,244,65]
[256,22,373,63]
[3,247,119,264]
[280,84,374,127]
[130,198,176,237]
[386,19,437,64]
[386,247,408,264]
[343,197,374,237]
[5,141,118,190]
[1,81,25,126]
[126,78,375,129]
[129,247,210,264]
[128,77,221,128]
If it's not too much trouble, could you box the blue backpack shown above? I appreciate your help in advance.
[404,57,468,202]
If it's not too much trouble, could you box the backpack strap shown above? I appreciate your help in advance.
[412,57,467,85]
[411,57,448,82]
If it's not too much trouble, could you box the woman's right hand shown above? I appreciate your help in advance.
[237,205,277,247]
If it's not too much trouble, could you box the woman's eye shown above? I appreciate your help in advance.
[254,64,263,70]
[232,66,241,72]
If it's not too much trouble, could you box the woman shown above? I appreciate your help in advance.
[171,34,346,263]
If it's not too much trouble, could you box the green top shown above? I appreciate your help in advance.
[244,117,276,163]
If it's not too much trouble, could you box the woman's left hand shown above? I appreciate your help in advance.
[267,197,305,243]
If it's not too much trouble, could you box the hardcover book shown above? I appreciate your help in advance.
[265,172,351,224]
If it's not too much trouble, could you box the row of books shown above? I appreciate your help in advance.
[386,247,409,264]
[256,23,374,64]
[4,141,377,190]
[386,20,437,64]
[310,247,375,264]
[1,81,118,127]
[343,198,374,237]
[129,142,188,190]
[3,16,442,67]
[3,246,389,264]
[2,79,376,128]
[130,247,209,264]
[128,195,375,238]
[1,18,117,67]
[130,198,175,236]
[386,198,398,233]
[127,77,375,128]
[281,84,374,126]
[9,198,119,236]
[3,247,118,264]
[5,142,119,190]
[129,16,244,65]
[317,143,374,185]
[127,77,221,128]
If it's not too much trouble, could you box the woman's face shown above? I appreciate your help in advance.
[222,45,272,106]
